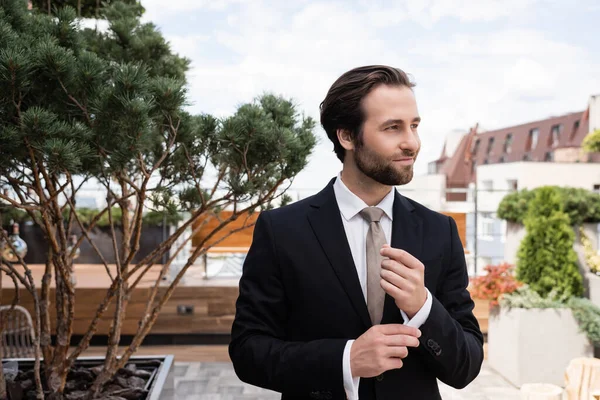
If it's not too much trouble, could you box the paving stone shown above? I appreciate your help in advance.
[172,360,521,399]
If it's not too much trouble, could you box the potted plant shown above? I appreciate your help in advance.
[0,1,317,399]
[498,187,600,266]
[488,187,597,387]
[469,262,522,310]
[579,227,600,307]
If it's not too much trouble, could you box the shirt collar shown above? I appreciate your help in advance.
[333,172,395,222]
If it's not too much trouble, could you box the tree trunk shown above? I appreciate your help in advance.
[0,270,6,400]
[77,0,81,17]
[0,347,5,400]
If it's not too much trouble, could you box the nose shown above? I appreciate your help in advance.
[400,129,420,153]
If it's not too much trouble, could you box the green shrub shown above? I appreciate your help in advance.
[60,206,182,227]
[583,129,600,153]
[569,297,600,346]
[0,203,30,225]
[497,186,600,225]
[500,285,565,309]
[516,186,583,299]
[496,189,535,223]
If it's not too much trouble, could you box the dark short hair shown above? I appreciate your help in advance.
[319,65,416,162]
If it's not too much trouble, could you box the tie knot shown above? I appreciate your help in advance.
[360,207,385,223]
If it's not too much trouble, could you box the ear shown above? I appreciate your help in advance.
[337,129,355,151]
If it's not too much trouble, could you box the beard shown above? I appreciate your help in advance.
[354,139,417,186]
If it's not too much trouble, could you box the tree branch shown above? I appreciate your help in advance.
[57,77,92,126]
[113,182,285,371]
[64,194,114,281]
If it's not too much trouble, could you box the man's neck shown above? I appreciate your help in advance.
[340,165,392,207]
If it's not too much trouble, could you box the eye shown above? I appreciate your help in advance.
[411,123,419,129]
[385,125,399,131]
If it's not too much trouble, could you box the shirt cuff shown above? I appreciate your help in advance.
[343,340,360,400]
[400,288,433,328]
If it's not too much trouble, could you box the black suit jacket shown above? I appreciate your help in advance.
[229,178,484,399]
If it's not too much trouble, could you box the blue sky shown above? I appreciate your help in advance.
[124,0,600,190]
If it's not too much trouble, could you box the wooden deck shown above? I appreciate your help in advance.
[1,263,490,342]
[1,264,239,337]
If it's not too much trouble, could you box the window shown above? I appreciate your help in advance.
[507,179,518,191]
[545,151,554,161]
[428,162,438,175]
[571,120,581,141]
[594,184,600,194]
[486,137,495,155]
[503,133,513,153]
[523,153,532,161]
[480,212,495,241]
[472,138,480,154]
[526,128,539,151]
[549,124,563,147]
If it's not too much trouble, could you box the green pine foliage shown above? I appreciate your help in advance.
[30,0,142,18]
[0,0,315,219]
[516,187,584,299]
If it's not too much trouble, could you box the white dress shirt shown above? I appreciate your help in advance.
[332,174,433,400]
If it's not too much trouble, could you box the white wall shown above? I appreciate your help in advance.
[396,173,447,211]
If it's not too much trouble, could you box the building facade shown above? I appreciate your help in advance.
[407,94,600,274]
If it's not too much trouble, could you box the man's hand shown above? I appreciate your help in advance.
[350,324,421,378]
[379,245,427,319]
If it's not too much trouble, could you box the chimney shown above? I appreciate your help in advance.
[589,94,600,133]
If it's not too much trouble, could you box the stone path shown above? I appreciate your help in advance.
[168,360,520,400]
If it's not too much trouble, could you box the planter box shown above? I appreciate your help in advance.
[16,223,172,265]
[488,307,593,387]
[2,355,174,400]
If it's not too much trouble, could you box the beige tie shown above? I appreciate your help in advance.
[360,207,387,325]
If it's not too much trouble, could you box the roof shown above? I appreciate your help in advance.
[432,110,600,187]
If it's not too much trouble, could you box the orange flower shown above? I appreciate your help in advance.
[469,263,522,308]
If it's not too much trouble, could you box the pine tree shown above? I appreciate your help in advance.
[516,186,584,300]
[30,0,141,18]
[0,0,316,397]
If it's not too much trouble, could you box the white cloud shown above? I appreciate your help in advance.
[362,0,540,28]
[78,17,110,32]
[140,0,250,22]
[136,0,600,191]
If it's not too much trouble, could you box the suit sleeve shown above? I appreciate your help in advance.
[416,216,484,389]
[229,212,348,397]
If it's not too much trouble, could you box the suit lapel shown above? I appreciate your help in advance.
[307,180,372,329]
[382,190,424,324]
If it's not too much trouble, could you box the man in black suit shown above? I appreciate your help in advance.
[229,65,484,399]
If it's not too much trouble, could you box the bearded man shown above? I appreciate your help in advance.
[229,65,484,400]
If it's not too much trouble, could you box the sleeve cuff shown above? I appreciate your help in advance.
[343,340,360,400]
[400,288,433,328]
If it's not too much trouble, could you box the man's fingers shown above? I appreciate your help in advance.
[380,247,423,271]
[384,334,420,348]
[376,323,421,338]
[385,345,410,359]
[381,279,410,303]
[381,264,412,288]
[384,357,404,371]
